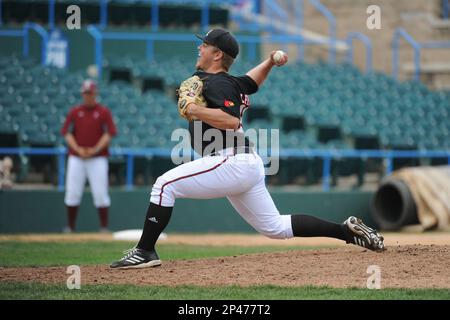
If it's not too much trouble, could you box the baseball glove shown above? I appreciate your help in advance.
[177,75,207,121]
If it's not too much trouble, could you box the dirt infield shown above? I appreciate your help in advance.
[1,245,450,289]
[2,232,450,246]
[1,234,450,289]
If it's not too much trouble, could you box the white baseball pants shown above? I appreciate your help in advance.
[64,155,111,208]
[150,148,293,239]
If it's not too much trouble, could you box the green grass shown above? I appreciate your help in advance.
[1,282,449,300]
[0,241,311,267]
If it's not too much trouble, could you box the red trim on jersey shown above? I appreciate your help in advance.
[238,105,249,130]
[159,157,229,206]
[240,105,249,117]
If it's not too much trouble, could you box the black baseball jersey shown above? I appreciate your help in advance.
[188,71,258,156]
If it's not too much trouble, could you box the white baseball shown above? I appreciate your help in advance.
[273,50,286,64]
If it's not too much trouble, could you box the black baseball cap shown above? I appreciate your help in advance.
[195,29,239,59]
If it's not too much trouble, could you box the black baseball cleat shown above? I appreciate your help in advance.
[342,216,385,252]
[110,247,162,269]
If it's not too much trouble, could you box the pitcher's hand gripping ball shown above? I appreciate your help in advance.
[271,50,288,66]
[177,75,207,121]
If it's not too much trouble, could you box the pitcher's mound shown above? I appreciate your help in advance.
[1,245,449,289]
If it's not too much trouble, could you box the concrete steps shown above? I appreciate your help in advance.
[265,0,450,89]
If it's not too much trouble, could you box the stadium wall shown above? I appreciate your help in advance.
[0,28,197,72]
[0,189,374,233]
[0,28,260,73]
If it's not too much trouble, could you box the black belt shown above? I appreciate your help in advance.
[208,146,252,157]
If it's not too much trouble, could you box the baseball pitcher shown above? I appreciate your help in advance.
[111,29,384,269]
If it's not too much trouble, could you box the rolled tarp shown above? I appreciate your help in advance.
[372,166,450,231]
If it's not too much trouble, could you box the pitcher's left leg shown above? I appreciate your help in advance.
[228,177,384,251]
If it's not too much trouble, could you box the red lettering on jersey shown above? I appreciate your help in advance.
[224,100,235,107]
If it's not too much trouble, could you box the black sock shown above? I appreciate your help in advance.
[291,214,347,241]
[137,203,173,252]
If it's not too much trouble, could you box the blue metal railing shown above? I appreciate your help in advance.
[0,23,49,64]
[392,28,450,81]
[1,0,346,70]
[0,0,238,30]
[48,0,55,30]
[0,147,67,191]
[100,0,108,28]
[0,29,23,38]
[1,147,448,192]
[151,0,158,31]
[96,0,238,30]
[421,41,450,49]
[278,148,450,191]
[346,32,372,73]
[87,25,103,77]
[265,0,288,21]
[86,25,306,78]
[392,28,420,80]
[230,0,346,64]
[277,0,339,63]
[294,0,304,60]
[23,23,49,64]
[265,0,288,35]
[308,0,337,64]
[443,0,449,19]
